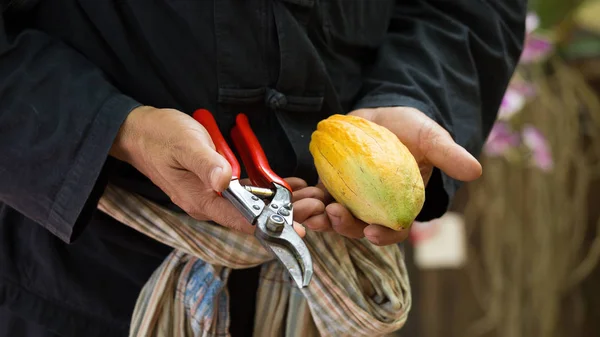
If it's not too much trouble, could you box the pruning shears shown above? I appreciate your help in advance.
[192,109,313,288]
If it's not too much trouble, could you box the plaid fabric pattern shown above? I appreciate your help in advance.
[98,184,411,337]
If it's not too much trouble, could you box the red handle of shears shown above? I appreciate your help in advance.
[192,109,241,180]
[192,109,291,192]
[231,114,292,191]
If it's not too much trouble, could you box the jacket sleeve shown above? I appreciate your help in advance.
[353,0,527,220]
[0,6,141,243]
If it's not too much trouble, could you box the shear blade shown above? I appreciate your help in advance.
[264,239,313,288]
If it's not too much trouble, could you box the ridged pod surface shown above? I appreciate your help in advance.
[309,114,425,231]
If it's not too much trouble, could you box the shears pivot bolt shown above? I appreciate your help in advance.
[266,214,285,233]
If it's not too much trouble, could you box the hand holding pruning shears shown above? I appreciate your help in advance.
[110,106,325,237]
[110,106,318,286]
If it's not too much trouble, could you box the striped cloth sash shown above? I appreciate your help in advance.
[98,184,411,337]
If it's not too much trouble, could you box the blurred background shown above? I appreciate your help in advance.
[397,1,600,336]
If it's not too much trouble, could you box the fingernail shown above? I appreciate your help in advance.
[363,226,376,237]
[293,222,307,237]
[210,167,223,191]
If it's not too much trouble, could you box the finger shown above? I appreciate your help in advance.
[176,140,233,193]
[417,118,482,181]
[358,108,482,182]
[303,213,333,232]
[292,198,325,223]
[284,177,308,191]
[293,221,307,238]
[200,194,256,234]
[172,181,255,235]
[325,203,367,239]
[292,186,326,203]
[315,180,335,204]
[363,224,410,246]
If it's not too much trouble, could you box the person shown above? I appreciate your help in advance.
[0,0,527,336]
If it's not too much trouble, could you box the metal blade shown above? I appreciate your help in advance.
[261,238,312,288]
[254,184,314,288]
[256,221,314,287]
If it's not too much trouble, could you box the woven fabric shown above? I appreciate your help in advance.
[98,184,411,337]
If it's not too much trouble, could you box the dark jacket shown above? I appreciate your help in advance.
[0,0,526,336]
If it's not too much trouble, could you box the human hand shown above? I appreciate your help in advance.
[109,106,324,236]
[304,106,482,246]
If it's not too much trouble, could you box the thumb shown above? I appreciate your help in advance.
[417,119,482,182]
[366,107,482,182]
[178,144,233,192]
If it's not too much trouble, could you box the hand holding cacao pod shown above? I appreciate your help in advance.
[307,107,482,246]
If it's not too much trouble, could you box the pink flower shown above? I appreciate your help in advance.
[509,80,536,98]
[522,126,553,171]
[498,81,536,120]
[519,12,554,64]
[520,35,554,63]
[498,88,526,120]
[484,122,520,156]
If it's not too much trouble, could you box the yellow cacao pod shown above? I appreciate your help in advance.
[309,114,425,231]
